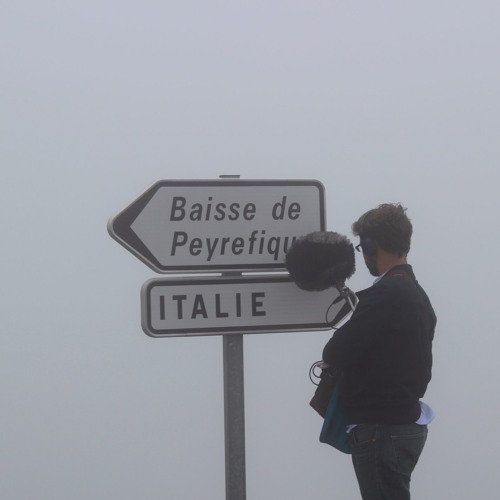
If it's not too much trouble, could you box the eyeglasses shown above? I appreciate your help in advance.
[355,243,363,253]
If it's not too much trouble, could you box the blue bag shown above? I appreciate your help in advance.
[319,383,351,454]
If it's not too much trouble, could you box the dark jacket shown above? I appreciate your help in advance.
[322,265,436,424]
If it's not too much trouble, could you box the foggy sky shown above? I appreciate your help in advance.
[2,1,499,499]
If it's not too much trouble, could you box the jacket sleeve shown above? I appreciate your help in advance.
[322,284,391,367]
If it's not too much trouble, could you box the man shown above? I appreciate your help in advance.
[322,203,436,500]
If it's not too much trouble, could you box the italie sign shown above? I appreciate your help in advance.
[108,179,325,273]
[141,275,347,337]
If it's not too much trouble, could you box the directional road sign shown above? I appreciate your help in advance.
[141,274,352,337]
[108,179,325,273]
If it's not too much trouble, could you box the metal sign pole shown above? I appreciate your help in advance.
[220,174,246,499]
[223,333,246,500]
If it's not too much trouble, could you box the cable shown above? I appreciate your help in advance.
[309,360,328,385]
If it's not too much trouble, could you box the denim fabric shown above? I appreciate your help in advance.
[348,423,428,500]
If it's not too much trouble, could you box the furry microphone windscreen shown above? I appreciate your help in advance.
[285,231,356,291]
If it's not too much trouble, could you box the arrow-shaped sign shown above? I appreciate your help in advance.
[108,179,325,273]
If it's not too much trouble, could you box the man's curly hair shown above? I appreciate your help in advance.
[352,203,413,257]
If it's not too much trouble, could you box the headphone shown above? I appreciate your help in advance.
[355,209,378,256]
[359,236,377,257]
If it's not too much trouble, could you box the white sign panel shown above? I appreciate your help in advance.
[108,179,325,273]
[141,275,351,337]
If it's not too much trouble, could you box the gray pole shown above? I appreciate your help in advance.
[219,174,246,500]
[223,333,246,500]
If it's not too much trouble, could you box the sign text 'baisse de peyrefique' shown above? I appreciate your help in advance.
[108,179,325,273]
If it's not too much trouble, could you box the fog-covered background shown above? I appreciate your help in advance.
[2,1,499,498]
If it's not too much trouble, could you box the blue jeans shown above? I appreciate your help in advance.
[348,423,428,500]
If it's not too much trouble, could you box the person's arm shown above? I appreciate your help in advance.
[322,285,390,367]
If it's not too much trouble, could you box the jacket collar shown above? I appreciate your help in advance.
[378,264,415,282]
